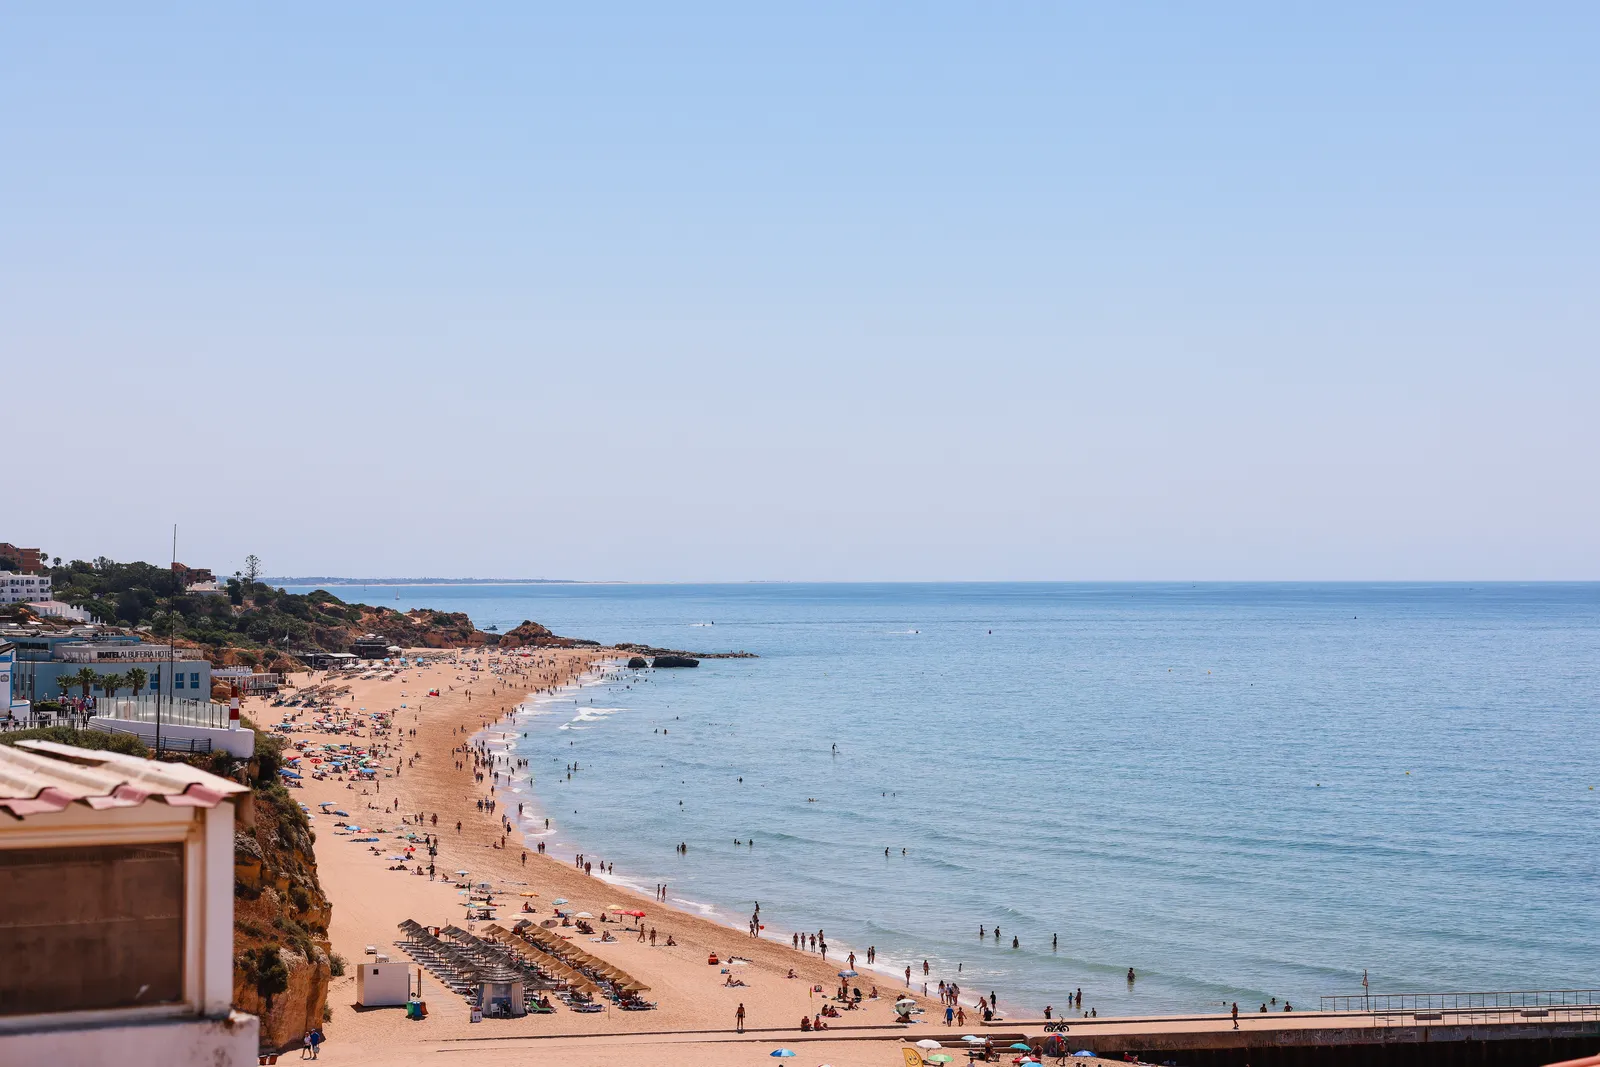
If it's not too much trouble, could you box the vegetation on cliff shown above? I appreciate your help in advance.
[46,557,488,663]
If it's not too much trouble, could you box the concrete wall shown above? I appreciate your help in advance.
[0,1010,258,1067]
[89,716,256,757]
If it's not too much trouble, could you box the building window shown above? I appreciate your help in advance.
[174,674,184,690]
[0,843,186,1015]
[190,672,200,690]
[150,668,160,692]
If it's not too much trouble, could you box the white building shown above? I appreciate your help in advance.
[20,600,90,622]
[0,740,257,1066]
[0,572,50,605]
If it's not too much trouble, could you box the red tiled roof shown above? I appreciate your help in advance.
[0,739,247,819]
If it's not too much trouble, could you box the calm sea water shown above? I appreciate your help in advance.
[283,582,1600,1016]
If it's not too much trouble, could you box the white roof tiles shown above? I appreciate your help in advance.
[0,739,247,819]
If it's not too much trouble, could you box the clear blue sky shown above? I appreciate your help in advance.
[6,5,1596,580]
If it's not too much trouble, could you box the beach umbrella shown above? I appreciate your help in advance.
[457,870,470,876]
[770,1052,796,1059]
[962,1037,981,1043]
[929,1056,954,1064]
[837,970,858,978]
[916,1040,942,1050]
[575,912,594,919]
[1073,1052,1095,1058]
[552,898,568,905]
[1009,1044,1033,1051]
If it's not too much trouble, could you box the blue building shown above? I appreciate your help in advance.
[1,628,212,703]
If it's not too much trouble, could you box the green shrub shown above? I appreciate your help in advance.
[0,726,148,758]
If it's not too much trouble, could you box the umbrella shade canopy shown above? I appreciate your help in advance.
[552,898,569,905]
[838,970,858,978]
[574,912,594,919]
[456,869,470,876]
[962,1037,982,1043]
[1073,1052,1096,1058]
[929,1056,955,1063]
[1010,1044,1033,1051]
[916,1040,943,1050]
[770,1051,796,1058]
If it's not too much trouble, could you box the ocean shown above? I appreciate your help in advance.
[280,581,1600,1016]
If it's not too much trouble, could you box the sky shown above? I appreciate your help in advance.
[5,5,1597,581]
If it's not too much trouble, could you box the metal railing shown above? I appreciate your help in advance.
[95,721,213,753]
[96,697,231,729]
[1321,990,1600,1027]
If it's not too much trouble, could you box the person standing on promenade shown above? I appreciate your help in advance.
[735,1003,746,1033]
[1231,1002,1239,1029]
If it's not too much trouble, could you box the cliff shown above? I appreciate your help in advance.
[231,736,332,1053]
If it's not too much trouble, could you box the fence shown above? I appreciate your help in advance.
[1320,989,1600,1027]
[95,721,214,754]
[95,696,231,729]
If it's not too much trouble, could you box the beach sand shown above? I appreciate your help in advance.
[246,649,964,1066]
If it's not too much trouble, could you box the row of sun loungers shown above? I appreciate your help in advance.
[395,920,655,1012]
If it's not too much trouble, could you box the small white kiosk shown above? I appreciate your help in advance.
[356,961,411,1007]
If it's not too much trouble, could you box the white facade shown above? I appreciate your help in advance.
[22,599,90,622]
[356,961,412,1006]
[0,572,50,604]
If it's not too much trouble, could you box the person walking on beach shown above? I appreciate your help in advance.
[905,966,912,986]
[735,1002,746,1033]
[1231,1002,1239,1029]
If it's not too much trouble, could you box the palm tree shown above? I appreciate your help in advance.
[98,672,125,701]
[55,676,74,699]
[126,667,149,699]
[75,666,98,699]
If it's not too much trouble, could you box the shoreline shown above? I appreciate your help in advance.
[246,647,941,1065]
[478,662,932,1001]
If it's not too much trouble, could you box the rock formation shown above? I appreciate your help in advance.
[232,738,332,1053]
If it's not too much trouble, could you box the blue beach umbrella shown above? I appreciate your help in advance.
[1073,1052,1095,1058]
[770,1050,796,1058]
[1010,1044,1032,1051]
[838,970,858,978]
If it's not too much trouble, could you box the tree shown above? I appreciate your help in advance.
[126,667,149,697]
[243,554,262,582]
[150,609,179,641]
[98,673,125,700]
[54,676,74,697]
[74,667,98,699]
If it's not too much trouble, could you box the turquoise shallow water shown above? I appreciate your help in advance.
[283,582,1600,1016]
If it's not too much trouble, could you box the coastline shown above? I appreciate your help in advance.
[247,647,940,1065]
[480,662,928,1000]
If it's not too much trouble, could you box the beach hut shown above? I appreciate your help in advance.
[475,963,525,1017]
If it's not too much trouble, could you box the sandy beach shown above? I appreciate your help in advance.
[246,648,977,1067]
